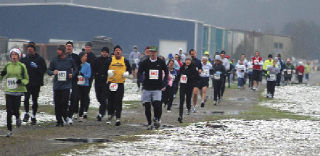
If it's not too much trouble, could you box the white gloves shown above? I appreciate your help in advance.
[108,70,114,78]
[123,71,130,78]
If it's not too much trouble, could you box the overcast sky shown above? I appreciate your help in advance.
[2,0,320,33]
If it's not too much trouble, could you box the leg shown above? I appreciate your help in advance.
[192,87,199,106]
[201,87,207,102]
[115,84,124,119]
[220,78,226,97]
[6,95,14,131]
[61,89,70,122]
[54,90,63,124]
[179,86,186,117]
[144,102,152,125]
[186,87,193,110]
[24,90,31,114]
[31,86,41,117]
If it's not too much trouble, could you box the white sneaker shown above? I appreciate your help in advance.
[6,131,12,137]
[192,106,197,113]
[73,113,78,120]
[106,115,113,125]
[67,117,73,125]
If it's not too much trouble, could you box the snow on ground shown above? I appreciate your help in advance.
[0,110,56,127]
[0,78,141,108]
[65,119,320,156]
[261,85,320,119]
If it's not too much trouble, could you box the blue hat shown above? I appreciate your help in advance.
[168,53,173,59]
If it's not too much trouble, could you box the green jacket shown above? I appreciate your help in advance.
[0,61,29,93]
[305,64,311,74]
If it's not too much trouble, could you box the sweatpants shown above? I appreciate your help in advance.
[214,80,223,101]
[24,85,40,116]
[298,75,303,84]
[161,85,175,110]
[107,83,124,119]
[68,80,80,117]
[95,82,108,116]
[179,85,193,118]
[276,73,282,86]
[6,95,21,131]
[54,89,70,124]
[267,81,276,97]
[78,86,91,117]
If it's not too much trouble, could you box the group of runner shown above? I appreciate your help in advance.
[0,42,311,136]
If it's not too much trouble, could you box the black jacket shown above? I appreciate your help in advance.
[176,63,199,88]
[192,58,202,71]
[67,53,81,82]
[94,56,110,83]
[138,57,168,90]
[21,53,47,86]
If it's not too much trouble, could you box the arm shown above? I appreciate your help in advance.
[162,61,169,87]
[125,59,132,74]
[83,63,91,79]
[71,59,78,78]
[21,64,29,85]
[47,60,55,76]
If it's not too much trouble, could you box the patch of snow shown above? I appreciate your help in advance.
[261,85,320,119]
[64,119,320,156]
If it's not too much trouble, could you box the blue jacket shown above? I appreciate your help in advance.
[78,62,91,86]
[47,56,78,90]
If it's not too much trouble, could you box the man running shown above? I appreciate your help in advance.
[129,45,140,79]
[251,51,263,91]
[190,49,202,113]
[21,42,47,125]
[138,46,168,130]
[283,58,295,85]
[199,56,212,107]
[220,51,230,99]
[106,45,131,126]
[94,47,110,121]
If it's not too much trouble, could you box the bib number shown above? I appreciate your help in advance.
[269,74,276,81]
[214,74,220,80]
[201,69,210,77]
[77,75,85,85]
[287,70,292,75]
[298,72,303,76]
[109,83,118,91]
[180,75,187,83]
[149,70,159,80]
[58,71,67,81]
[254,60,259,65]
[7,78,18,89]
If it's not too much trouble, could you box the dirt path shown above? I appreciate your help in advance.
[0,82,262,156]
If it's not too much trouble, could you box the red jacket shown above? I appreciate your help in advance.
[296,65,304,75]
[252,56,262,70]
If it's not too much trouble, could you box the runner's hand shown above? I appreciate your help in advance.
[53,70,58,75]
[1,70,6,76]
[16,79,22,84]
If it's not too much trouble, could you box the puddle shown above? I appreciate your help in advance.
[127,124,141,127]
[212,111,224,115]
[54,138,112,143]
[228,97,251,101]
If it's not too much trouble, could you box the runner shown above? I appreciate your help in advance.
[166,53,180,70]
[199,56,212,107]
[276,54,285,86]
[129,45,140,79]
[204,51,212,63]
[296,62,304,84]
[304,61,311,81]
[190,49,202,113]
[247,59,254,88]
[93,47,110,121]
[239,53,248,84]
[178,48,186,62]
[21,42,47,125]
[138,46,168,129]
[175,56,199,123]
[251,51,263,91]
[174,54,183,68]
[82,42,96,119]
[162,59,178,112]
[0,48,29,137]
[266,59,280,98]
[263,54,275,80]
[283,58,295,85]
[219,51,230,99]
[76,53,92,121]
[106,45,131,126]
[211,55,226,105]
[47,45,78,127]
[236,59,246,89]
[65,41,80,124]
[137,46,150,92]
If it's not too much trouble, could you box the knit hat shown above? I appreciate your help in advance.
[57,45,66,53]
[27,42,36,50]
[168,53,173,59]
[85,42,92,47]
[9,48,21,58]
[66,41,73,47]
[149,46,158,52]
[101,47,109,53]
[113,45,122,51]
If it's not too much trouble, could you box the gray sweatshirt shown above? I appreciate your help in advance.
[267,66,279,81]
[47,56,78,90]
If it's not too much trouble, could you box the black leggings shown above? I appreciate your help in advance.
[108,83,124,119]
[6,95,21,131]
[214,80,223,101]
[24,85,40,116]
[220,78,226,97]
[95,82,108,116]
[267,81,276,97]
[78,86,90,117]
[54,89,70,124]
[179,85,193,118]
[144,101,162,125]
[161,85,175,110]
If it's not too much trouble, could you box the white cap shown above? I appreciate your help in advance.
[178,48,183,51]
[215,55,221,60]
[9,48,21,58]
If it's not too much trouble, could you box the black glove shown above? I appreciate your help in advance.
[1,70,7,76]
[16,79,22,84]
[79,72,84,76]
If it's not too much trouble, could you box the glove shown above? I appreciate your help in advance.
[79,72,84,76]
[30,62,38,68]
[123,71,129,78]
[1,70,7,76]
[16,79,22,84]
[108,70,114,78]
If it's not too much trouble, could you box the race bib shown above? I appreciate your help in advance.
[298,72,303,76]
[109,83,118,91]
[254,60,259,65]
[202,69,210,77]
[134,58,139,64]
[214,74,220,80]
[77,75,85,85]
[269,74,276,81]
[248,67,253,72]
[287,70,292,75]
[7,77,18,89]
[58,71,67,81]
[149,70,159,80]
[180,75,187,83]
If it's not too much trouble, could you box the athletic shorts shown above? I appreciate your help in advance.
[141,90,162,103]
[199,77,209,89]
[253,70,262,81]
